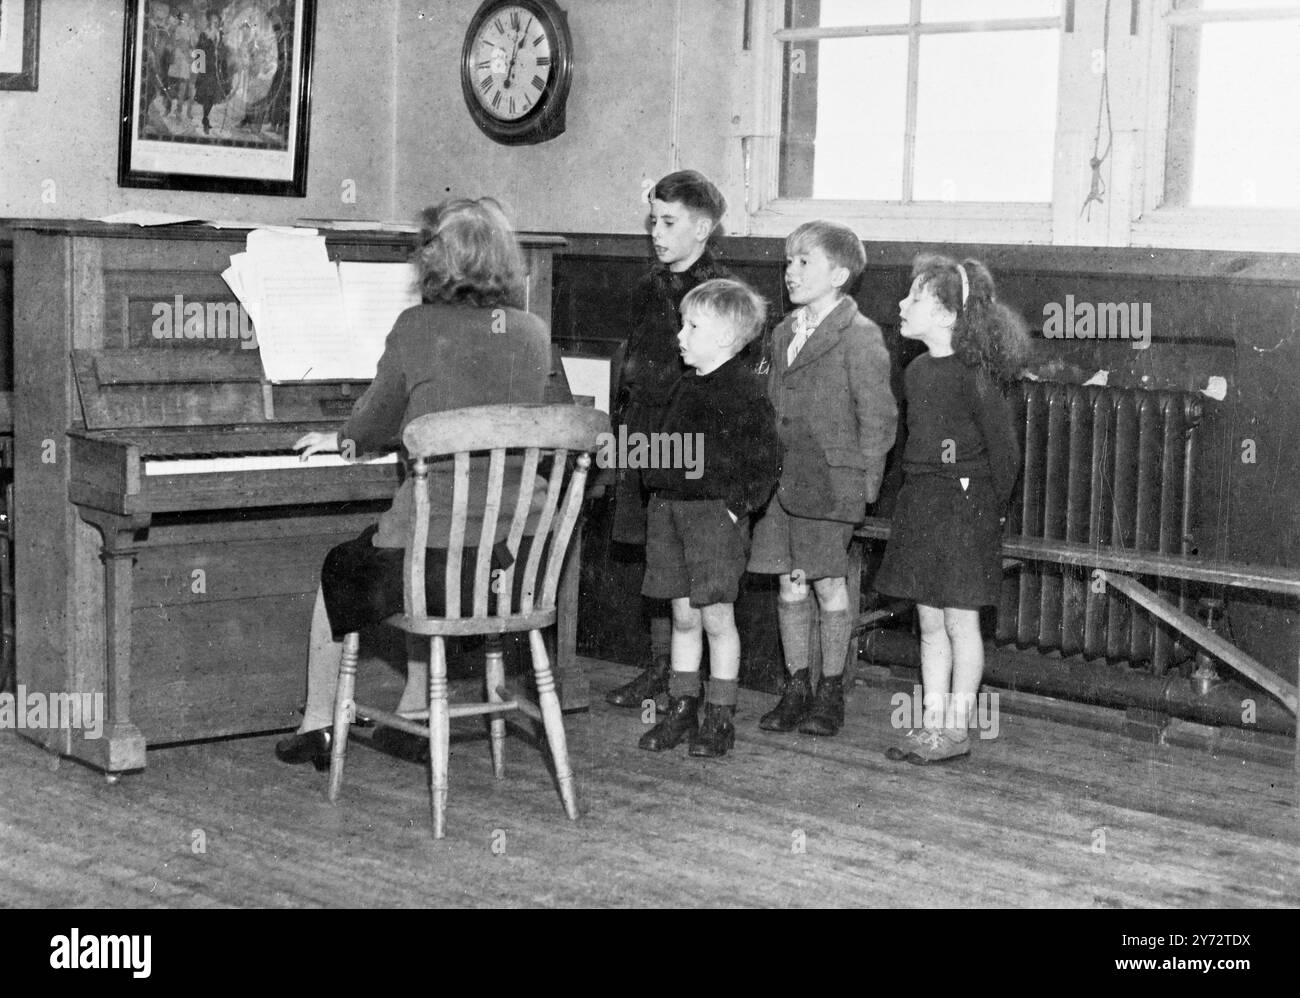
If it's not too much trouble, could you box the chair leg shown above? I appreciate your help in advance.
[528,629,579,821]
[428,636,450,839]
[484,635,506,779]
[328,632,360,802]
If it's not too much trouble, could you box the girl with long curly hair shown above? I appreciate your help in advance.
[875,254,1030,765]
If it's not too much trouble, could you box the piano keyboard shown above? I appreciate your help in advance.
[143,451,399,476]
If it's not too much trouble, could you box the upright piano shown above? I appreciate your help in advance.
[12,221,576,775]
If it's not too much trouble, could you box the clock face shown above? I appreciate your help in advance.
[469,5,554,122]
[461,0,571,145]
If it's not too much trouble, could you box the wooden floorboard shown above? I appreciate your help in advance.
[1,657,1296,908]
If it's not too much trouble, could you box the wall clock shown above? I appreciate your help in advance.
[461,0,573,146]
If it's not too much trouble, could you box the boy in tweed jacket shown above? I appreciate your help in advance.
[749,220,897,737]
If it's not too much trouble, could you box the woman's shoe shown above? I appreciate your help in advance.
[274,729,331,771]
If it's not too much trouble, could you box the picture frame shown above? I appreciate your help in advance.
[117,0,316,197]
[0,0,40,91]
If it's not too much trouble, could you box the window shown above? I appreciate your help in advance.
[1163,0,1300,209]
[777,0,1063,203]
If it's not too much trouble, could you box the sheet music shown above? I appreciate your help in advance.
[337,262,421,375]
[222,230,420,382]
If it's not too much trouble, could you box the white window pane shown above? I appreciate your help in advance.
[923,0,1060,22]
[1186,21,1300,207]
[808,37,910,198]
[912,31,1059,201]
[1174,0,1300,11]
[816,0,911,27]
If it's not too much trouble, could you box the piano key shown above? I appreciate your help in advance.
[143,452,399,476]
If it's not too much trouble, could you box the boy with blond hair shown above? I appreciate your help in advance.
[637,278,782,757]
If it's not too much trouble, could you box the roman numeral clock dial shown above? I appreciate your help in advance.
[461,0,573,146]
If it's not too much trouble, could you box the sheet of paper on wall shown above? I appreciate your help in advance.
[560,355,612,413]
[221,231,420,382]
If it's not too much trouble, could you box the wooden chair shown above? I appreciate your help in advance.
[326,404,609,837]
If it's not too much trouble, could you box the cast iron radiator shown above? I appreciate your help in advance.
[996,381,1204,674]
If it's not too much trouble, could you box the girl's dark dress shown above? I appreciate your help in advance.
[874,353,1020,610]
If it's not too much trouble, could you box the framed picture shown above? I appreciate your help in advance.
[117,0,316,196]
[0,0,40,91]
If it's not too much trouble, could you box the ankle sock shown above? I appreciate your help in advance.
[669,669,701,699]
[777,596,813,676]
[706,678,739,707]
[818,607,852,678]
[650,616,672,661]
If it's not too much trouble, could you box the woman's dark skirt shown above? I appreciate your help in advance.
[874,473,1005,611]
[321,525,537,640]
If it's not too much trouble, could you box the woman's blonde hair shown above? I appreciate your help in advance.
[414,197,524,308]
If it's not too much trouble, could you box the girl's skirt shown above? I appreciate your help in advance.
[874,473,1005,610]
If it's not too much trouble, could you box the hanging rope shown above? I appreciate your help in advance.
[1081,0,1115,220]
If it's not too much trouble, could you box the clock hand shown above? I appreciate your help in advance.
[504,29,523,89]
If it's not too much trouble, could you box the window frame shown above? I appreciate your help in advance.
[747,0,1067,243]
[1132,0,1300,250]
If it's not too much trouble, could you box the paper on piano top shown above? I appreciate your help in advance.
[222,230,419,382]
[96,210,203,226]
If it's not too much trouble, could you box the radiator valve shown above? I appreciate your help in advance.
[1190,597,1224,696]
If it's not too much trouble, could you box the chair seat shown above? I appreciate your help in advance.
[384,608,557,637]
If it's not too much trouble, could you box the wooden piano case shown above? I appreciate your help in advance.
[12,221,573,774]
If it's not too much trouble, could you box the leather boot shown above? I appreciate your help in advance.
[758,669,812,732]
[799,674,845,736]
[689,703,736,757]
[638,695,699,751]
[606,653,671,709]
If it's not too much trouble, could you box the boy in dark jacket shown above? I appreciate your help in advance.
[637,279,782,758]
[606,170,731,710]
[749,220,897,737]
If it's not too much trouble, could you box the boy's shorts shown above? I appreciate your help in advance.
[642,496,750,607]
[748,496,855,580]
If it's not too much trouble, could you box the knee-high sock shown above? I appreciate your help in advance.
[706,677,739,707]
[777,597,813,676]
[818,607,852,678]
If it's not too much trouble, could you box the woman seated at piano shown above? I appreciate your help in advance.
[275,196,567,768]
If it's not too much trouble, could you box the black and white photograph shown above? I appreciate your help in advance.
[0,0,1297,943]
